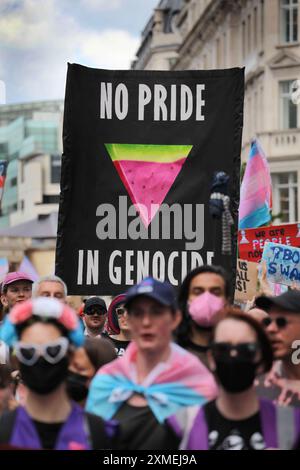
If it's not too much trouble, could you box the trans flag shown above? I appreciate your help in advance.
[239,139,272,229]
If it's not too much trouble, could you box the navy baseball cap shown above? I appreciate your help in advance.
[256,290,300,314]
[84,296,107,313]
[125,277,177,310]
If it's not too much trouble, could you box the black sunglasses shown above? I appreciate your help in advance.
[211,342,260,362]
[85,307,106,316]
[116,307,126,317]
[262,316,288,329]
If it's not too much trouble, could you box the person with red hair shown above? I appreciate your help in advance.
[105,294,131,357]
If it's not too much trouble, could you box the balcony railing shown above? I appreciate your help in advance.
[242,129,300,161]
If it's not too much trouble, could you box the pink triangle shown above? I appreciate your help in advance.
[114,158,187,227]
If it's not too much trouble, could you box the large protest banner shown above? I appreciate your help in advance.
[55,64,244,294]
[262,241,300,288]
[239,223,300,262]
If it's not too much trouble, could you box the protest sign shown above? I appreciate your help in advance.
[235,259,258,302]
[262,242,300,287]
[55,65,244,294]
[239,223,300,262]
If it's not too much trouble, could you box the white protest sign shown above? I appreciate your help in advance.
[262,241,300,287]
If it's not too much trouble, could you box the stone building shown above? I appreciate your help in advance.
[133,0,300,223]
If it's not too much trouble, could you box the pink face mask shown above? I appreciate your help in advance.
[188,291,225,327]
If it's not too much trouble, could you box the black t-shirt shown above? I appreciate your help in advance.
[33,420,63,450]
[107,336,131,357]
[204,400,266,450]
[113,402,180,450]
[183,339,209,368]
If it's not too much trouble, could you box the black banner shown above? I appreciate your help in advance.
[55,64,244,294]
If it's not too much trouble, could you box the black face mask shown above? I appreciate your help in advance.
[214,358,258,394]
[66,371,89,402]
[20,356,68,395]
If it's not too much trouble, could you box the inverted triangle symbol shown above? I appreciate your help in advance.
[105,143,193,227]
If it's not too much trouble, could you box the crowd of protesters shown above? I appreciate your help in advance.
[0,267,300,450]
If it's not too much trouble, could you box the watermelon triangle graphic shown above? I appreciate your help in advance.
[105,143,193,228]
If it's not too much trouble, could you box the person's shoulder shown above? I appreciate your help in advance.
[171,342,199,362]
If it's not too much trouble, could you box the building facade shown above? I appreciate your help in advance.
[0,100,63,227]
[133,0,300,224]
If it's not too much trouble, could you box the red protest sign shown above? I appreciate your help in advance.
[238,223,300,263]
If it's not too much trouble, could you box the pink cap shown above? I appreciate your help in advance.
[2,271,34,292]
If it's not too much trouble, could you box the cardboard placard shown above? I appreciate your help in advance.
[235,259,258,301]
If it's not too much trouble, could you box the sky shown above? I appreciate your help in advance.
[0,0,159,104]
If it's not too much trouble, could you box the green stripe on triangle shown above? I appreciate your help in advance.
[105,143,193,163]
[105,143,193,227]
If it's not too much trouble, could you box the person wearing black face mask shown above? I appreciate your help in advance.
[168,309,300,450]
[0,297,118,450]
[67,337,116,404]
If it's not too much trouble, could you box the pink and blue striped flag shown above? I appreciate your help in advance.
[86,342,217,423]
[239,139,272,229]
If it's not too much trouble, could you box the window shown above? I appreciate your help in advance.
[254,7,258,49]
[242,21,246,60]
[168,57,177,68]
[223,32,227,67]
[10,177,17,187]
[272,172,298,222]
[280,80,298,128]
[42,194,60,204]
[9,152,19,161]
[261,0,264,48]
[51,155,61,184]
[0,142,8,155]
[254,90,258,133]
[280,0,298,43]
[216,37,221,67]
[248,95,252,139]
[247,14,252,53]
[20,163,24,183]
